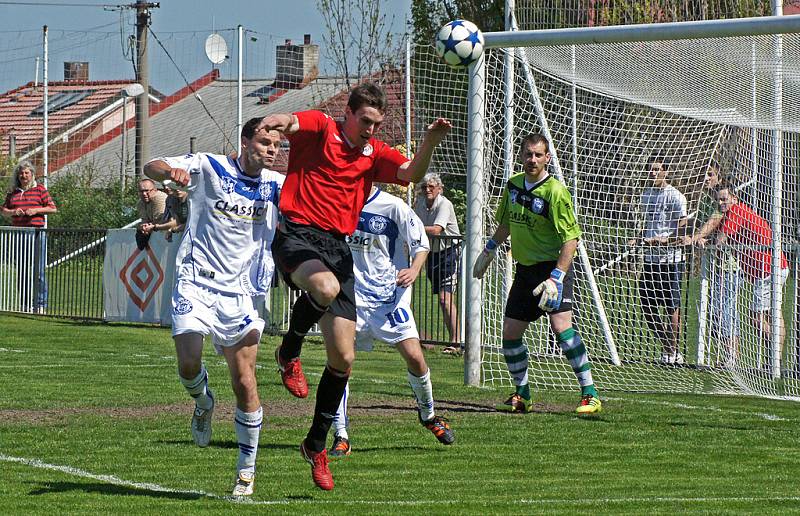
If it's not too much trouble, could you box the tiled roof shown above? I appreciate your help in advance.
[0,79,163,158]
[315,69,408,149]
[6,67,409,183]
[53,74,349,181]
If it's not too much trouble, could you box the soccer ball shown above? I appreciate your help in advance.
[434,19,485,69]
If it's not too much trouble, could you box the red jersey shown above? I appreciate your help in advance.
[281,110,409,235]
[2,184,55,227]
[719,202,788,279]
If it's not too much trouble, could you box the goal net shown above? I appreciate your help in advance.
[412,19,800,399]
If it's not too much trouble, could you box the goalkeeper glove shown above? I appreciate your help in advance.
[472,239,498,279]
[532,268,565,311]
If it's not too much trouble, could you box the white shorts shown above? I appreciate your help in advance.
[355,293,419,352]
[171,280,265,354]
[751,268,789,312]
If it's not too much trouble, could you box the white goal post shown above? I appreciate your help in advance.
[461,14,800,400]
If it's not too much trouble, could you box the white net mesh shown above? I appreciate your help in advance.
[412,29,800,399]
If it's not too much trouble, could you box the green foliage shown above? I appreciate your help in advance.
[446,185,467,231]
[47,161,140,229]
[411,0,503,46]
[2,313,800,513]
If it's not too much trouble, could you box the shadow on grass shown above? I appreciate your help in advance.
[28,481,206,500]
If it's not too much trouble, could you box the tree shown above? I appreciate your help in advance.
[317,0,404,87]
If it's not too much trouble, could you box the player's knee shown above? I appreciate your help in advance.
[311,278,340,306]
[231,372,258,400]
[177,360,202,380]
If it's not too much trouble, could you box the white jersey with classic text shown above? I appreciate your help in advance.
[150,153,284,296]
[640,184,687,263]
[347,189,429,308]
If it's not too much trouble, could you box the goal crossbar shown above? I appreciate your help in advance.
[482,14,800,48]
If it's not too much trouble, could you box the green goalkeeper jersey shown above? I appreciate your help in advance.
[496,173,582,265]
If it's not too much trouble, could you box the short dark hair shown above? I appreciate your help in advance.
[716,179,736,196]
[648,154,670,171]
[241,117,264,139]
[347,82,388,113]
[520,133,550,150]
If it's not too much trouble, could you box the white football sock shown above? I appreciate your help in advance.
[408,369,434,422]
[180,366,213,410]
[332,381,350,440]
[235,406,263,473]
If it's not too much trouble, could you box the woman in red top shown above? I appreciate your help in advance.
[2,161,57,227]
[1,161,57,313]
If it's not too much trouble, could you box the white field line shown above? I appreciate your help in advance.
[603,396,794,421]
[3,453,800,507]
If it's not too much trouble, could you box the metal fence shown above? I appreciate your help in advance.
[0,226,106,318]
[0,227,467,348]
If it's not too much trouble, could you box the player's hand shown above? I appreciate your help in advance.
[140,222,155,235]
[532,268,565,311]
[472,239,498,279]
[425,118,452,145]
[165,167,190,189]
[396,267,419,288]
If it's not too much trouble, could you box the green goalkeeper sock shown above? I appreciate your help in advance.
[515,383,531,400]
[501,338,529,397]
[581,384,598,398]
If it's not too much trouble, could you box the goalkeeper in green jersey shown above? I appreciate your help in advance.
[472,134,601,415]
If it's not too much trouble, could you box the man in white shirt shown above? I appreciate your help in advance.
[329,186,455,457]
[143,117,284,497]
[635,155,688,365]
[413,172,462,352]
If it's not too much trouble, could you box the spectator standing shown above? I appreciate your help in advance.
[633,155,688,365]
[135,178,167,249]
[413,172,462,353]
[715,185,789,364]
[161,186,189,241]
[1,161,57,313]
[691,163,741,365]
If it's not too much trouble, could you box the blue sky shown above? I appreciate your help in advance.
[0,0,412,93]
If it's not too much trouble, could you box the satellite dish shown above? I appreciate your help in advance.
[204,33,228,65]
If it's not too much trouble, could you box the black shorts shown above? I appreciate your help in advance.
[426,245,461,294]
[271,220,356,321]
[504,261,575,322]
[639,262,683,310]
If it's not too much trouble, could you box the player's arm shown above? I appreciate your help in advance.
[396,118,452,183]
[397,249,429,288]
[472,223,510,279]
[255,113,299,135]
[144,159,190,189]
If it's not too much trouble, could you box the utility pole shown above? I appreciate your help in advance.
[134,1,159,179]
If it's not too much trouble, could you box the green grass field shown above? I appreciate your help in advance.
[2,313,800,514]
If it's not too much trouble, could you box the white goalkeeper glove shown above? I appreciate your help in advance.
[472,239,498,279]
[532,268,566,312]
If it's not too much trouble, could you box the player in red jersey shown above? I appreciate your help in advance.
[256,82,451,490]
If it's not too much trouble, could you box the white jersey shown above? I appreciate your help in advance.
[151,152,284,296]
[640,184,687,263]
[347,189,429,308]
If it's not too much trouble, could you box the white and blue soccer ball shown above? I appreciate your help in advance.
[434,19,485,69]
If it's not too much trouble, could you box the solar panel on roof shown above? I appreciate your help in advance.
[30,90,95,116]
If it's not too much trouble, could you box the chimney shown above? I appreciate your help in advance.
[64,61,89,82]
[275,35,319,89]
